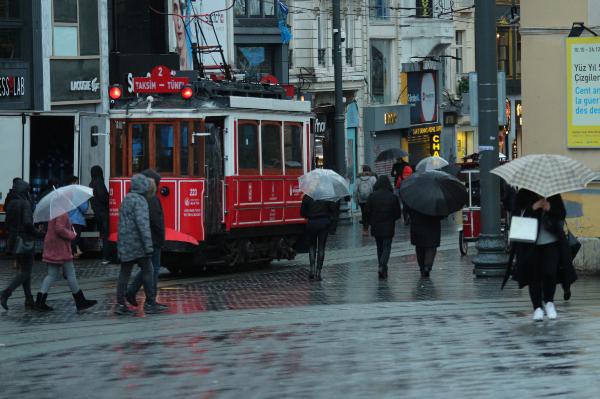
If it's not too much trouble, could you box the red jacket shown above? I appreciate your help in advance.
[42,214,76,264]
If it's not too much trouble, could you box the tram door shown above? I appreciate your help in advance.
[204,117,225,235]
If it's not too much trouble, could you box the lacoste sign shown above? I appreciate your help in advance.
[70,77,100,92]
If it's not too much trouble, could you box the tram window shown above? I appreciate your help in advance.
[131,124,149,173]
[261,123,282,175]
[238,121,259,174]
[180,122,189,175]
[284,123,303,175]
[155,124,175,174]
[111,121,125,177]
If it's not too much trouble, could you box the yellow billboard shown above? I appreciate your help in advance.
[566,37,600,148]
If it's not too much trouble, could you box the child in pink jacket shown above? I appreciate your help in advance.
[35,213,97,312]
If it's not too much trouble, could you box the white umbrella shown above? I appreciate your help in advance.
[415,156,449,172]
[491,154,597,198]
[33,185,94,223]
[298,168,350,201]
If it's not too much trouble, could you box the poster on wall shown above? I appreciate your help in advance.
[169,0,232,71]
[407,71,438,125]
[566,37,600,148]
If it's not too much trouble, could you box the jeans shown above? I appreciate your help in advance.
[307,222,329,274]
[359,203,368,230]
[528,242,560,310]
[95,213,109,260]
[40,261,80,294]
[416,247,437,271]
[5,253,33,297]
[375,237,393,269]
[117,257,154,306]
[127,249,161,300]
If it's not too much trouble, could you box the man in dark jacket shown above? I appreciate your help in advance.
[115,174,163,315]
[4,177,23,212]
[1,180,37,311]
[365,176,401,279]
[89,165,110,264]
[126,169,166,310]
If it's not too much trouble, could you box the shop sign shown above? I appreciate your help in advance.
[566,37,600,147]
[132,65,190,94]
[411,124,442,136]
[416,0,433,18]
[409,124,442,160]
[407,71,438,125]
[0,75,25,97]
[431,131,441,156]
[384,112,397,125]
[51,59,101,103]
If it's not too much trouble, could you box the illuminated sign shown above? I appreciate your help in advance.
[411,124,442,136]
[132,66,190,94]
[384,112,397,125]
[431,132,441,156]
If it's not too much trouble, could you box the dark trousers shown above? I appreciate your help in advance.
[359,203,368,230]
[416,247,437,271]
[95,213,109,260]
[375,237,393,269]
[4,253,34,297]
[71,224,84,254]
[128,249,161,300]
[528,243,560,310]
[117,257,154,306]
[307,225,329,274]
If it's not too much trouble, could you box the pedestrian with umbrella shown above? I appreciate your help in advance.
[32,185,98,312]
[415,156,449,172]
[365,176,401,279]
[390,156,413,224]
[299,169,347,281]
[400,170,468,277]
[355,165,377,236]
[493,154,594,321]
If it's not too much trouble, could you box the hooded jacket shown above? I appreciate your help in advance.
[89,165,109,217]
[5,180,36,251]
[365,176,401,237]
[42,213,76,264]
[117,174,153,262]
[142,169,166,248]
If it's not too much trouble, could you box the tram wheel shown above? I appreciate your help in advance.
[459,230,468,256]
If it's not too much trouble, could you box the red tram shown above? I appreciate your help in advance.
[108,68,312,273]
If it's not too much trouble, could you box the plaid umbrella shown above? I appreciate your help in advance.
[491,154,597,198]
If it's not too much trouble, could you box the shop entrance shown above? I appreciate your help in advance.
[29,115,75,202]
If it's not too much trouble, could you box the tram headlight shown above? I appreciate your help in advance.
[181,85,194,100]
[109,84,123,100]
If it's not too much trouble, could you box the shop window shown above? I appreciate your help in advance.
[155,124,174,174]
[131,124,149,174]
[238,121,259,174]
[180,122,189,176]
[0,29,20,59]
[261,122,282,175]
[284,123,303,175]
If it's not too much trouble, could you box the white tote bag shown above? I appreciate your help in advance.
[509,214,539,243]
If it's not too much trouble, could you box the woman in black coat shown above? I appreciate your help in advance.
[300,195,339,281]
[509,189,576,321]
[365,176,401,279]
[408,208,443,278]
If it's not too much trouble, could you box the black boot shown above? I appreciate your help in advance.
[378,266,388,280]
[1,289,10,310]
[73,290,97,311]
[35,293,53,311]
[24,295,35,310]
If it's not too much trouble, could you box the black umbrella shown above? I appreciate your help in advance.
[399,170,468,217]
[375,148,408,163]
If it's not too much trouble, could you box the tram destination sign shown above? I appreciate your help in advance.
[132,65,190,94]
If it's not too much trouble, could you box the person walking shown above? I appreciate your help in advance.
[390,157,413,224]
[34,212,97,312]
[1,180,38,311]
[365,176,401,280]
[126,170,167,310]
[67,176,88,258]
[355,165,377,236]
[89,165,110,264]
[408,207,442,278]
[510,189,576,321]
[115,174,162,315]
[300,195,339,281]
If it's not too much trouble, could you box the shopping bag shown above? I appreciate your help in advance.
[508,216,538,243]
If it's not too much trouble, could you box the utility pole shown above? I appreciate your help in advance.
[472,0,508,276]
[332,0,346,177]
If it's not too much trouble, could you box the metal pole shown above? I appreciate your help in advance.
[472,0,508,276]
[332,0,346,176]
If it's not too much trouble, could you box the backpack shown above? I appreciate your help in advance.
[357,177,373,202]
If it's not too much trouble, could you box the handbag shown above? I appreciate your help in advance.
[564,221,581,260]
[508,212,539,243]
[14,235,34,255]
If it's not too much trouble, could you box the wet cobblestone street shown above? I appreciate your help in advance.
[2,219,600,398]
